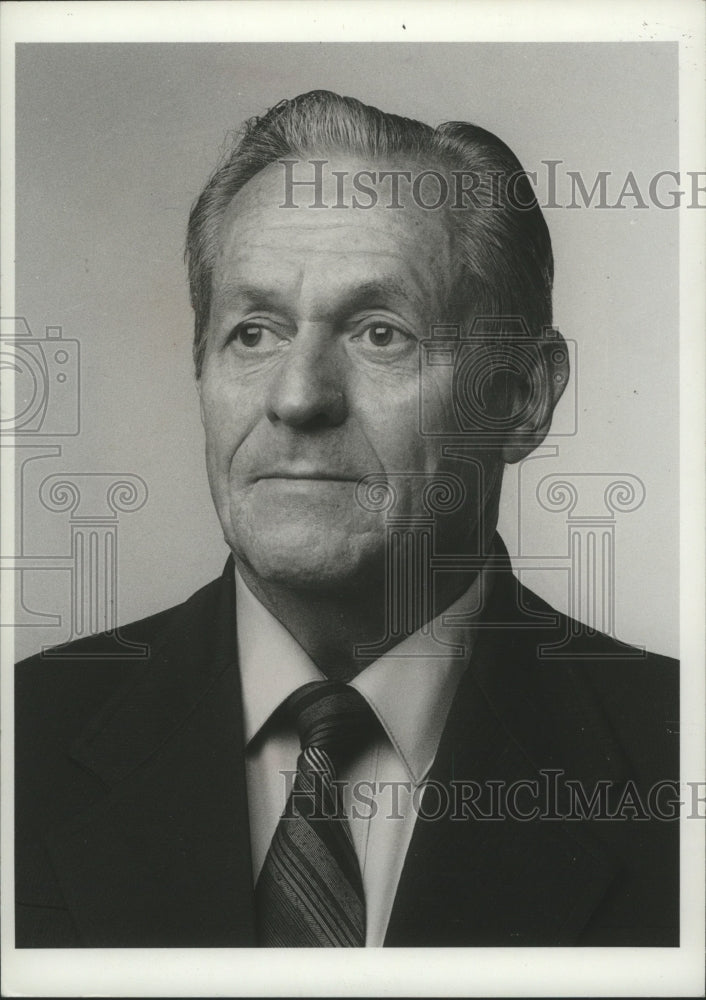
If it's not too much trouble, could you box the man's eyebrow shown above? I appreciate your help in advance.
[216,279,427,317]
[215,284,287,311]
[329,279,423,314]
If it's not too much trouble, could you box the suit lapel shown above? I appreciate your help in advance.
[45,560,257,947]
[385,543,627,946]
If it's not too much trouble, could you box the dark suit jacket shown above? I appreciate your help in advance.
[15,537,679,947]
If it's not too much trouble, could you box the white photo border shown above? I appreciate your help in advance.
[1,1,703,996]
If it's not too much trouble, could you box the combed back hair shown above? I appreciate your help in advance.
[186,89,553,376]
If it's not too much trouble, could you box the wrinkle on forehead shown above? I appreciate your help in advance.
[221,156,457,236]
[216,248,435,309]
[215,274,432,326]
[218,196,454,253]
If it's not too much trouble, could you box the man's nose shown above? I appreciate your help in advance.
[264,332,348,429]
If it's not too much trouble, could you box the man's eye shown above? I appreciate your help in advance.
[229,324,285,352]
[362,324,407,348]
[233,324,264,348]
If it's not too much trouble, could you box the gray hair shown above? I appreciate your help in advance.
[186,90,553,377]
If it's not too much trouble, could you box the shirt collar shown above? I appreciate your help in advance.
[235,572,325,743]
[235,566,488,784]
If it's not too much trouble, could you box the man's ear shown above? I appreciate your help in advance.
[500,329,570,464]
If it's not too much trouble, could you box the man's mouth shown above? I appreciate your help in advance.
[256,471,360,482]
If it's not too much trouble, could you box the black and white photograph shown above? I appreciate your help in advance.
[2,1,704,996]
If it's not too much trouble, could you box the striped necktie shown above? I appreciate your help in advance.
[255,679,376,946]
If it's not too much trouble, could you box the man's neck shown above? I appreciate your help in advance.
[234,536,495,681]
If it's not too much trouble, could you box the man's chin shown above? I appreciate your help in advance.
[229,527,384,596]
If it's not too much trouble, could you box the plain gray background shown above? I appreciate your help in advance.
[14,42,679,660]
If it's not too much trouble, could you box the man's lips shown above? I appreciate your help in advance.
[254,472,361,482]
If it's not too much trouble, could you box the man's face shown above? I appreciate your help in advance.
[198,158,503,593]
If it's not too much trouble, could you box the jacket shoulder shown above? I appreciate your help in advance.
[514,579,679,780]
[516,578,677,669]
[15,572,226,734]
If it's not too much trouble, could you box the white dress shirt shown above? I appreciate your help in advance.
[235,567,486,946]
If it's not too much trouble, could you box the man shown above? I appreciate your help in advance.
[15,90,678,948]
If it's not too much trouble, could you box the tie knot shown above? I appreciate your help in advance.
[284,680,375,759]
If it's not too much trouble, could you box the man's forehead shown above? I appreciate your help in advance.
[219,156,456,233]
[215,157,460,293]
